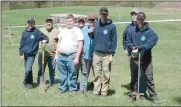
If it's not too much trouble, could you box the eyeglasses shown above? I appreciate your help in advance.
[88,19,96,21]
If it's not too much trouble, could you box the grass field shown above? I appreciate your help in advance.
[2,6,181,106]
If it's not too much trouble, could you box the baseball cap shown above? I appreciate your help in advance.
[78,16,85,23]
[87,13,97,20]
[137,12,146,20]
[45,18,53,23]
[27,18,35,24]
[99,7,108,14]
[131,9,139,15]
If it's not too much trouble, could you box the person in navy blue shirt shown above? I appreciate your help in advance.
[89,7,117,96]
[126,12,160,105]
[123,9,139,56]
[19,18,49,89]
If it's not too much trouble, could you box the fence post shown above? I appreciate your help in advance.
[8,26,14,45]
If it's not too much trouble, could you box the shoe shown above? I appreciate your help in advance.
[23,81,27,87]
[150,95,161,106]
[101,94,107,97]
[91,92,99,96]
[26,84,33,89]
[77,90,84,94]
[128,95,136,102]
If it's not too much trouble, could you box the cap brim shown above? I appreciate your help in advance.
[27,21,35,24]
[100,11,108,14]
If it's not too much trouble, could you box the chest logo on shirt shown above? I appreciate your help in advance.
[103,29,108,35]
[141,36,146,41]
[30,35,35,39]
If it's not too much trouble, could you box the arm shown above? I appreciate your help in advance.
[122,26,129,50]
[38,31,49,43]
[138,31,158,51]
[111,25,117,54]
[75,40,83,60]
[19,32,24,56]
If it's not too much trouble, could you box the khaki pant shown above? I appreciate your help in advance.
[92,51,111,95]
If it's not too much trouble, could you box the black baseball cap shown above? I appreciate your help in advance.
[99,7,108,14]
[27,18,35,24]
[45,18,53,23]
[137,12,146,20]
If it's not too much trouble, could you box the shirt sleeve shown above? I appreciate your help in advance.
[57,30,62,40]
[76,28,84,41]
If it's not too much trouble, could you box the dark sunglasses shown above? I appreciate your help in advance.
[88,19,96,21]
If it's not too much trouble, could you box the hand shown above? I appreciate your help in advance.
[42,40,48,43]
[88,27,95,34]
[54,54,58,63]
[132,48,138,53]
[20,55,24,60]
[108,54,113,63]
[54,38,58,42]
[125,50,128,56]
[73,57,79,65]
[132,48,138,58]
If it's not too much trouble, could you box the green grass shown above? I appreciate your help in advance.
[2,6,181,106]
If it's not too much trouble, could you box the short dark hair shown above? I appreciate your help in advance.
[45,18,53,23]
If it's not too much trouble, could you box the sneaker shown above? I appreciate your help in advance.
[128,95,136,102]
[150,95,161,106]
[26,84,33,89]
[101,94,107,97]
[23,81,27,87]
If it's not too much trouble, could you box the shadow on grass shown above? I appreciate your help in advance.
[121,83,130,90]
[174,97,181,105]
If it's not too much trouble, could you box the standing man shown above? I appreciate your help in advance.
[19,18,49,89]
[126,12,160,105]
[90,7,117,96]
[54,14,84,93]
[37,18,59,86]
[77,14,97,93]
[123,9,139,56]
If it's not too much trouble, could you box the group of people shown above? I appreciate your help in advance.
[19,7,160,105]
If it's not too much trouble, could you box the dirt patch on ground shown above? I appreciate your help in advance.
[154,2,181,10]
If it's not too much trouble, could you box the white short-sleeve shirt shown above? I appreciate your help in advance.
[57,26,84,55]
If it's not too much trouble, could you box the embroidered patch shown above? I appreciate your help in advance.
[141,36,146,41]
[103,29,108,35]
[30,35,35,39]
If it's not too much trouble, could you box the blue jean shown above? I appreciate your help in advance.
[24,54,35,85]
[37,53,55,85]
[57,53,78,92]
[80,58,93,91]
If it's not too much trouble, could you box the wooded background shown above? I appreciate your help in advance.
[1,1,159,10]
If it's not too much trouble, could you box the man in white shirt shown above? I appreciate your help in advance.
[54,14,84,93]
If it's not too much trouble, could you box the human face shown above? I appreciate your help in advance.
[100,12,108,23]
[78,20,85,28]
[131,12,137,22]
[27,23,35,29]
[66,18,74,29]
[137,18,145,29]
[45,22,53,31]
[88,19,96,26]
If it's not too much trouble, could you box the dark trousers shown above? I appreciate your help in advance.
[130,57,157,97]
[24,54,35,85]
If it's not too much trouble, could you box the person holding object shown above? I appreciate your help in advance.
[123,9,139,57]
[37,18,59,86]
[54,14,84,93]
[126,12,160,105]
[19,18,49,89]
[89,7,117,97]
[77,13,97,94]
